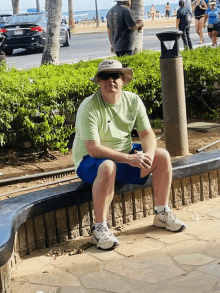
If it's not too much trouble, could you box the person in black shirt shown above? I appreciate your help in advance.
[176,0,193,49]
[107,0,144,57]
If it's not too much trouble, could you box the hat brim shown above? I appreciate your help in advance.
[90,68,133,85]
[210,2,216,4]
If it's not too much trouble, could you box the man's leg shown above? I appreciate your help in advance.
[180,28,188,48]
[186,27,193,49]
[92,160,116,223]
[115,50,134,57]
[140,148,186,232]
[91,160,120,249]
[140,148,172,206]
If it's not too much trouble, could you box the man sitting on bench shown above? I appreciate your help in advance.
[72,59,186,250]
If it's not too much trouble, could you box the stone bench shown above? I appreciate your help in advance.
[1,149,220,292]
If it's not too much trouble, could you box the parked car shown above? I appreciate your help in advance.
[0,12,71,55]
[0,14,12,28]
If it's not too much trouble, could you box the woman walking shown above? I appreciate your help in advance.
[204,0,220,46]
[192,0,208,43]
[150,4,157,20]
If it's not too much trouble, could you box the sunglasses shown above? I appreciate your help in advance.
[98,72,123,81]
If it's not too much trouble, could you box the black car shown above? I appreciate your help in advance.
[0,12,71,55]
[0,14,12,28]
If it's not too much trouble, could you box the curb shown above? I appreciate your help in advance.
[71,24,196,36]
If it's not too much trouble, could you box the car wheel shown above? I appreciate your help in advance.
[4,48,13,55]
[63,32,70,47]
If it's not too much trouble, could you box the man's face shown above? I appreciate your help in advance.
[98,72,124,96]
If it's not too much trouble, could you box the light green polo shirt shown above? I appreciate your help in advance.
[72,89,151,171]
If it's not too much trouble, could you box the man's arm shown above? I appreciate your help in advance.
[107,27,114,52]
[176,18,180,29]
[137,128,157,169]
[129,19,144,31]
[84,130,156,171]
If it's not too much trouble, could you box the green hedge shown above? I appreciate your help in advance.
[0,47,219,153]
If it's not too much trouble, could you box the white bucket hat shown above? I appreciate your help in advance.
[90,59,133,85]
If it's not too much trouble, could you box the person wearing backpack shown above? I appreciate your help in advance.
[192,0,208,43]
[176,0,193,49]
[204,0,220,46]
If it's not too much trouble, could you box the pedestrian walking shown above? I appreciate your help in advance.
[204,0,220,46]
[192,0,208,43]
[165,2,172,19]
[106,0,144,57]
[176,0,193,49]
[150,4,157,20]
[72,59,186,250]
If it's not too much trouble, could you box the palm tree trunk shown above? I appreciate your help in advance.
[131,0,144,53]
[41,0,62,65]
[36,0,40,12]
[45,0,50,12]
[68,0,76,30]
[11,0,19,14]
[95,0,99,28]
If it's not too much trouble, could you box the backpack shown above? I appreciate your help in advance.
[184,9,192,25]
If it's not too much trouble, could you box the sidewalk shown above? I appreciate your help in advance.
[11,196,220,293]
[71,17,177,35]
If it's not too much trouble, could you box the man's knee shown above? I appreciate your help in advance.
[97,160,116,179]
[154,148,171,167]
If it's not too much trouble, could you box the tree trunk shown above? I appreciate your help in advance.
[11,0,19,14]
[68,0,76,30]
[131,0,144,53]
[36,0,40,12]
[95,0,99,28]
[45,0,50,12]
[41,0,62,65]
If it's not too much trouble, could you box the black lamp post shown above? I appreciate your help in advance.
[156,30,189,156]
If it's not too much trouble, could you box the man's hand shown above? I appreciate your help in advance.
[111,45,114,52]
[129,150,154,171]
[136,19,144,30]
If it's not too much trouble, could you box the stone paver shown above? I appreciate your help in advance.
[173,253,214,266]
[11,197,220,293]
[131,271,219,293]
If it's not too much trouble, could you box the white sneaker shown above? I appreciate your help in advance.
[91,226,120,250]
[153,208,186,232]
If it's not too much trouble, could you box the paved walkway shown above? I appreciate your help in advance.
[12,197,220,293]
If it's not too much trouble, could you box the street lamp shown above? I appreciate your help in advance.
[156,30,189,156]
[95,0,99,27]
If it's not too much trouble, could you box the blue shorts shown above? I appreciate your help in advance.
[76,143,150,186]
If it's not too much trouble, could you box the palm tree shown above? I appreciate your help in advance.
[131,0,144,53]
[11,0,19,14]
[95,0,99,28]
[68,0,76,30]
[41,0,62,65]
[36,0,40,12]
[45,0,50,12]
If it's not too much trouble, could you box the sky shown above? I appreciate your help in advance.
[0,0,178,14]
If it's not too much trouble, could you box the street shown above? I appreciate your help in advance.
[4,26,212,69]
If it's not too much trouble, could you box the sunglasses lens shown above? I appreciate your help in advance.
[99,72,122,80]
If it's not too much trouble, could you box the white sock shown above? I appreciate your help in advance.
[156,205,170,213]
[95,221,108,229]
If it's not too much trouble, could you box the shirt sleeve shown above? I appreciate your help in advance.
[123,8,136,29]
[77,105,100,142]
[177,10,181,19]
[134,97,151,132]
